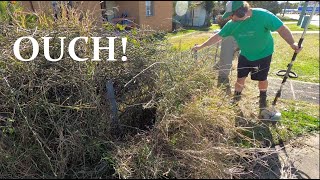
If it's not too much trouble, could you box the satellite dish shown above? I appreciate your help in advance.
[175,1,189,16]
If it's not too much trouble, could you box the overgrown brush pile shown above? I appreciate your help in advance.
[0,7,171,175]
[0,4,287,179]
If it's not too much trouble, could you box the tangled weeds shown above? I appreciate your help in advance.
[0,22,166,178]
[0,13,297,179]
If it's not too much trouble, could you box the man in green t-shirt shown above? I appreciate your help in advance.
[192,1,302,116]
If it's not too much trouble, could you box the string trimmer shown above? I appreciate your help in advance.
[260,3,318,121]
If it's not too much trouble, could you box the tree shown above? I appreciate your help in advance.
[282,1,289,16]
[203,1,214,27]
[247,1,281,15]
[286,2,299,9]
[211,1,225,24]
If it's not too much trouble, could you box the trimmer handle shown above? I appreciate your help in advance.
[298,38,303,48]
[292,38,304,61]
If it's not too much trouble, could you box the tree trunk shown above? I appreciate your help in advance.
[282,1,289,17]
[192,9,194,26]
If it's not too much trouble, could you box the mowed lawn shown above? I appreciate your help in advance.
[168,32,213,51]
[168,33,319,83]
[271,33,319,83]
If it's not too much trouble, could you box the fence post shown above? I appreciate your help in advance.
[106,80,121,137]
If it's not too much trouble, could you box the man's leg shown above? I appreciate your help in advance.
[217,36,237,95]
[217,75,231,95]
[235,77,246,92]
[251,55,272,114]
[231,54,250,104]
[258,80,268,91]
[258,80,268,109]
[231,77,246,103]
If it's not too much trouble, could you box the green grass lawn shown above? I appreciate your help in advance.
[235,98,319,147]
[269,99,319,144]
[271,33,319,83]
[285,23,320,31]
[277,15,298,22]
[168,32,213,51]
[166,24,220,38]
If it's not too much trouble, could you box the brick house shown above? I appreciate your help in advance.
[19,1,173,31]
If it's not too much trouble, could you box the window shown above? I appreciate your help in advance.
[145,1,154,16]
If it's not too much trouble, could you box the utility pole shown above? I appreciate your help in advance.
[282,1,289,17]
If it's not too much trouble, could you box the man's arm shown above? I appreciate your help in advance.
[277,25,302,53]
[192,33,223,52]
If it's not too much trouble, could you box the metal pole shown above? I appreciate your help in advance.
[29,1,35,12]
[305,2,318,29]
[297,1,309,26]
[106,80,121,136]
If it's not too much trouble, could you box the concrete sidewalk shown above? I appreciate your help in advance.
[267,77,319,104]
[277,133,320,179]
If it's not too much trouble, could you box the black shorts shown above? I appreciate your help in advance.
[237,54,272,81]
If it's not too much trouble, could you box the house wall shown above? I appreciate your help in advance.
[138,1,173,31]
[19,1,52,14]
[18,1,172,31]
[106,1,173,31]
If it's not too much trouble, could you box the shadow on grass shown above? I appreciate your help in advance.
[233,107,282,179]
[232,107,313,179]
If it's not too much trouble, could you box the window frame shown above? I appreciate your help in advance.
[145,1,154,17]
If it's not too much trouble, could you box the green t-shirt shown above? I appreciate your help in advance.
[218,8,283,61]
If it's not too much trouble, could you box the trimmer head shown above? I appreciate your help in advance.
[260,108,281,121]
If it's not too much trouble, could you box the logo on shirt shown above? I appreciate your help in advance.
[238,31,255,37]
